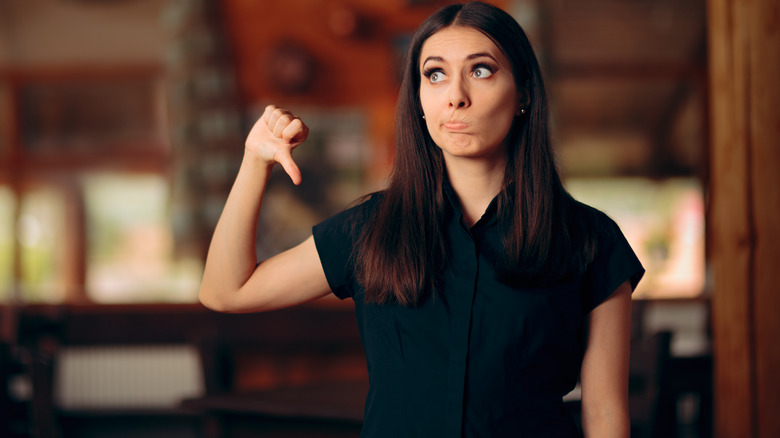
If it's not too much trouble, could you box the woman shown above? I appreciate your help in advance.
[200,2,644,437]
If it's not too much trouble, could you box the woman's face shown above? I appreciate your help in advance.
[419,26,521,166]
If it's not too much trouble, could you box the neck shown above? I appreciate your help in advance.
[444,155,506,227]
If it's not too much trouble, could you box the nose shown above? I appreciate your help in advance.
[448,77,470,109]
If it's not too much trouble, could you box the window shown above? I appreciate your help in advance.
[83,172,200,303]
[17,186,68,302]
[567,177,705,299]
[0,70,201,304]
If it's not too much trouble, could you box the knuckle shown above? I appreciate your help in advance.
[272,108,290,118]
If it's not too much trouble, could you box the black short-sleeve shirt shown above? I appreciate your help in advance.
[312,191,644,438]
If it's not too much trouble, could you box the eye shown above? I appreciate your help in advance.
[423,68,446,83]
[473,65,493,79]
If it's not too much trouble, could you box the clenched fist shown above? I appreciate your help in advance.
[245,105,309,185]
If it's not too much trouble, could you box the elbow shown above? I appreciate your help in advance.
[199,284,265,313]
[199,285,233,313]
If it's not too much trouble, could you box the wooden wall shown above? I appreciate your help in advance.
[707,0,780,436]
[221,0,466,106]
[219,0,505,180]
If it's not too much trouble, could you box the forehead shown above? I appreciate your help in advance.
[419,26,505,63]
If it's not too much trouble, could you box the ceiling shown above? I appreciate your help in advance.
[537,0,707,176]
[1,0,708,178]
[220,0,708,177]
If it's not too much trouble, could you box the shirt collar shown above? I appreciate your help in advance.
[442,178,501,231]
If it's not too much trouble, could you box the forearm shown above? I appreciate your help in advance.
[581,403,629,438]
[199,153,272,310]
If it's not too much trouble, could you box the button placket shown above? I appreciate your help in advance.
[444,230,479,438]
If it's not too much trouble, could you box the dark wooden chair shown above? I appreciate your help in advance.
[4,303,366,438]
[9,304,214,438]
[181,305,367,438]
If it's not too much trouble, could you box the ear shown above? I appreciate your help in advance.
[515,89,531,116]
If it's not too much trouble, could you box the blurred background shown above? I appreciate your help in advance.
[0,0,777,437]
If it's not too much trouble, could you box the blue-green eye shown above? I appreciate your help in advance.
[473,66,493,78]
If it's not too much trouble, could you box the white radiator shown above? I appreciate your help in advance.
[54,345,204,409]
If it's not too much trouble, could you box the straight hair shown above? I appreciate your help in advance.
[355,1,598,306]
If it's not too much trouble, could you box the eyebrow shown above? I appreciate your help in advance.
[421,52,499,69]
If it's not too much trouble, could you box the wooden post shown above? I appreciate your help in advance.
[707,0,780,437]
[61,182,88,303]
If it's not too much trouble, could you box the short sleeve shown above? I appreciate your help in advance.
[312,195,378,300]
[581,211,645,313]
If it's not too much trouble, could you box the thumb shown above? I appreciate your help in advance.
[276,149,302,185]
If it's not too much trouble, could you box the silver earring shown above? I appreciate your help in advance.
[422,114,426,119]
[520,108,526,115]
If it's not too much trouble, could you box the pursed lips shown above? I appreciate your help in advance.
[443,120,469,131]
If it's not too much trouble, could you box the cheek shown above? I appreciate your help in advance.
[419,88,438,115]
[488,93,518,126]
[480,101,517,145]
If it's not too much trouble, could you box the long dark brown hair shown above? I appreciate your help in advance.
[356,1,598,306]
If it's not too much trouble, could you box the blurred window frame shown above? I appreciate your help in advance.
[0,65,173,305]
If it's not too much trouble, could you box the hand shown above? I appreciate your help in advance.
[245,105,309,185]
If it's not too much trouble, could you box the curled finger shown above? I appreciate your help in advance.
[272,113,294,138]
[282,117,308,144]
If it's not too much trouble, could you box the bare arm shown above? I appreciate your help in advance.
[199,105,332,313]
[580,281,632,438]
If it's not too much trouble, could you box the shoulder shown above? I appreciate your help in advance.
[566,197,642,277]
[567,198,623,248]
[335,191,385,227]
[313,191,385,242]
[573,201,645,300]
[350,191,386,219]
[311,191,386,299]
[570,198,618,230]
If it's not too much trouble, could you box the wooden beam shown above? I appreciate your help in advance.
[708,0,780,437]
[749,0,780,436]
[550,62,705,80]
